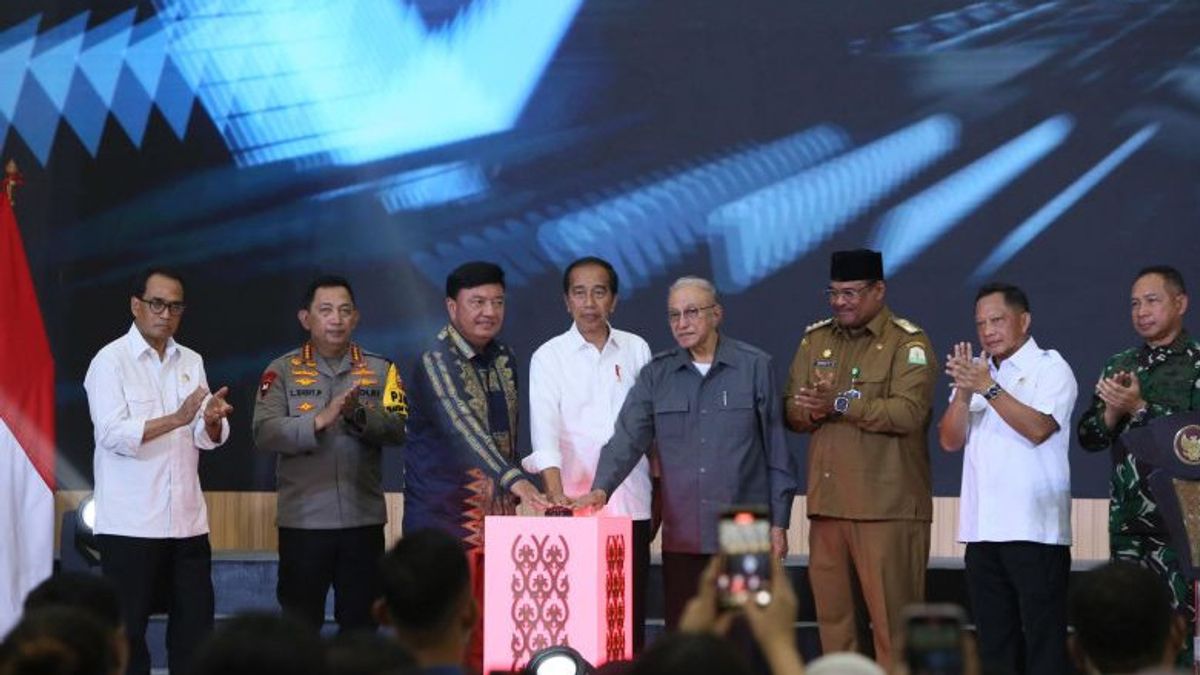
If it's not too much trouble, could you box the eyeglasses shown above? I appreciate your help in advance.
[667,304,716,324]
[137,296,187,316]
[823,283,876,302]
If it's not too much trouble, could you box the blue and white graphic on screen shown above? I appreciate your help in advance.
[0,0,583,167]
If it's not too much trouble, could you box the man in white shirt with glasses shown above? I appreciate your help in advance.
[524,256,654,652]
[83,268,232,675]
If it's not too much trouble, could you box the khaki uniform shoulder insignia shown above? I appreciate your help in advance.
[805,318,833,334]
[892,317,922,335]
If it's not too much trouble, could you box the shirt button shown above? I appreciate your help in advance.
[700,438,706,444]
[700,467,707,473]
[701,409,708,414]
[823,472,831,478]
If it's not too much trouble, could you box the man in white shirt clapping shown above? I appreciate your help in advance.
[523,256,654,652]
[83,268,233,675]
[937,282,1077,675]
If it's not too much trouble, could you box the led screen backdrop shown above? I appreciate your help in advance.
[3,0,1198,496]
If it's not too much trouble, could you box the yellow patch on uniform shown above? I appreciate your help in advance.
[291,369,318,376]
[383,363,409,417]
[907,345,928,366]
[358,378,379,387]
[290,358,302,366]
[294,377,316,386]
[821,348,832,358]
[297,402,314,412]
[352,367,376,377]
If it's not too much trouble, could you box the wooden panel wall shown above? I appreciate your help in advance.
[55,492,1110,561]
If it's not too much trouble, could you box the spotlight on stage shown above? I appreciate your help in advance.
[60,493,101,571]
[78,494,97,533]
[523,645,595,675]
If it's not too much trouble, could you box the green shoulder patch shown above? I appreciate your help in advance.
[906,344,928,366]
[892,316,922,334]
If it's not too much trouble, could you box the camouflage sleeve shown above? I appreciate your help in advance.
[1076,357,1123,451]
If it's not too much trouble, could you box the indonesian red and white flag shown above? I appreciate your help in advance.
[0,168,55,636]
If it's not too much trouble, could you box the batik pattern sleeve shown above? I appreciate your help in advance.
[417,349,525,491]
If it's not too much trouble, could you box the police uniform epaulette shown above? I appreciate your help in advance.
[805,318,833,334]
[891,316,923,335]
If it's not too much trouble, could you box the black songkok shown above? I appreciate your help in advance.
[830,249,884,282]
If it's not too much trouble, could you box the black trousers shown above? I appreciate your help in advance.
[96,533,214,675]
[965,541,1071,675]
[630,519,651,654]
[662,551,713,631]
[277,525,384,632]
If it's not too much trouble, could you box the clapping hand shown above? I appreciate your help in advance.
[175,385,208,425]
[1096,370,1145,416]
[203,386,233,425]
[945,342,992,395]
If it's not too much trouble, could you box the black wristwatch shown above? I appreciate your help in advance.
[982,383,1003,401]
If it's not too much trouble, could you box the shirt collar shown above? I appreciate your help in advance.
[1143,330,1193,356]
[832,306,892,338]
[124,322,178,361]
[444,323,502,362]
[443,323,477,359]
[995,335,1040,374]
[568,322,620,352]
[667,333,733,370]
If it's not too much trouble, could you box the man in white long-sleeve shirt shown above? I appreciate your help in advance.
[523,256,654,652]
[83,268,233,675]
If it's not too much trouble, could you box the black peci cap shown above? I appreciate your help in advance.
[830,249,884,282]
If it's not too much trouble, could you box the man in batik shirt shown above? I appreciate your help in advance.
[402,261,547,670]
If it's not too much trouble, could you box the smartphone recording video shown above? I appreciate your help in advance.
[716,505,772,608]
[903,604,966,675]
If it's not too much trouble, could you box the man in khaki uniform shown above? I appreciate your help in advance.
[785,249,935,669]
[253,275,408,633]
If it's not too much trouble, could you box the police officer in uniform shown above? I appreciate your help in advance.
[253,275,407,632]
[784,249,936,670]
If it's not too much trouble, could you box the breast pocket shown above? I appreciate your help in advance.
[653,397,690,440]
[854,373,888,400]
[123,384,159,418]
[719,389,757,436]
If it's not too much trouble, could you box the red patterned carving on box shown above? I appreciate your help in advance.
[605,534,627,661]
[509,534,571,669]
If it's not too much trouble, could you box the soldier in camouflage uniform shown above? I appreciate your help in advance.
[1077,265,1200,665]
